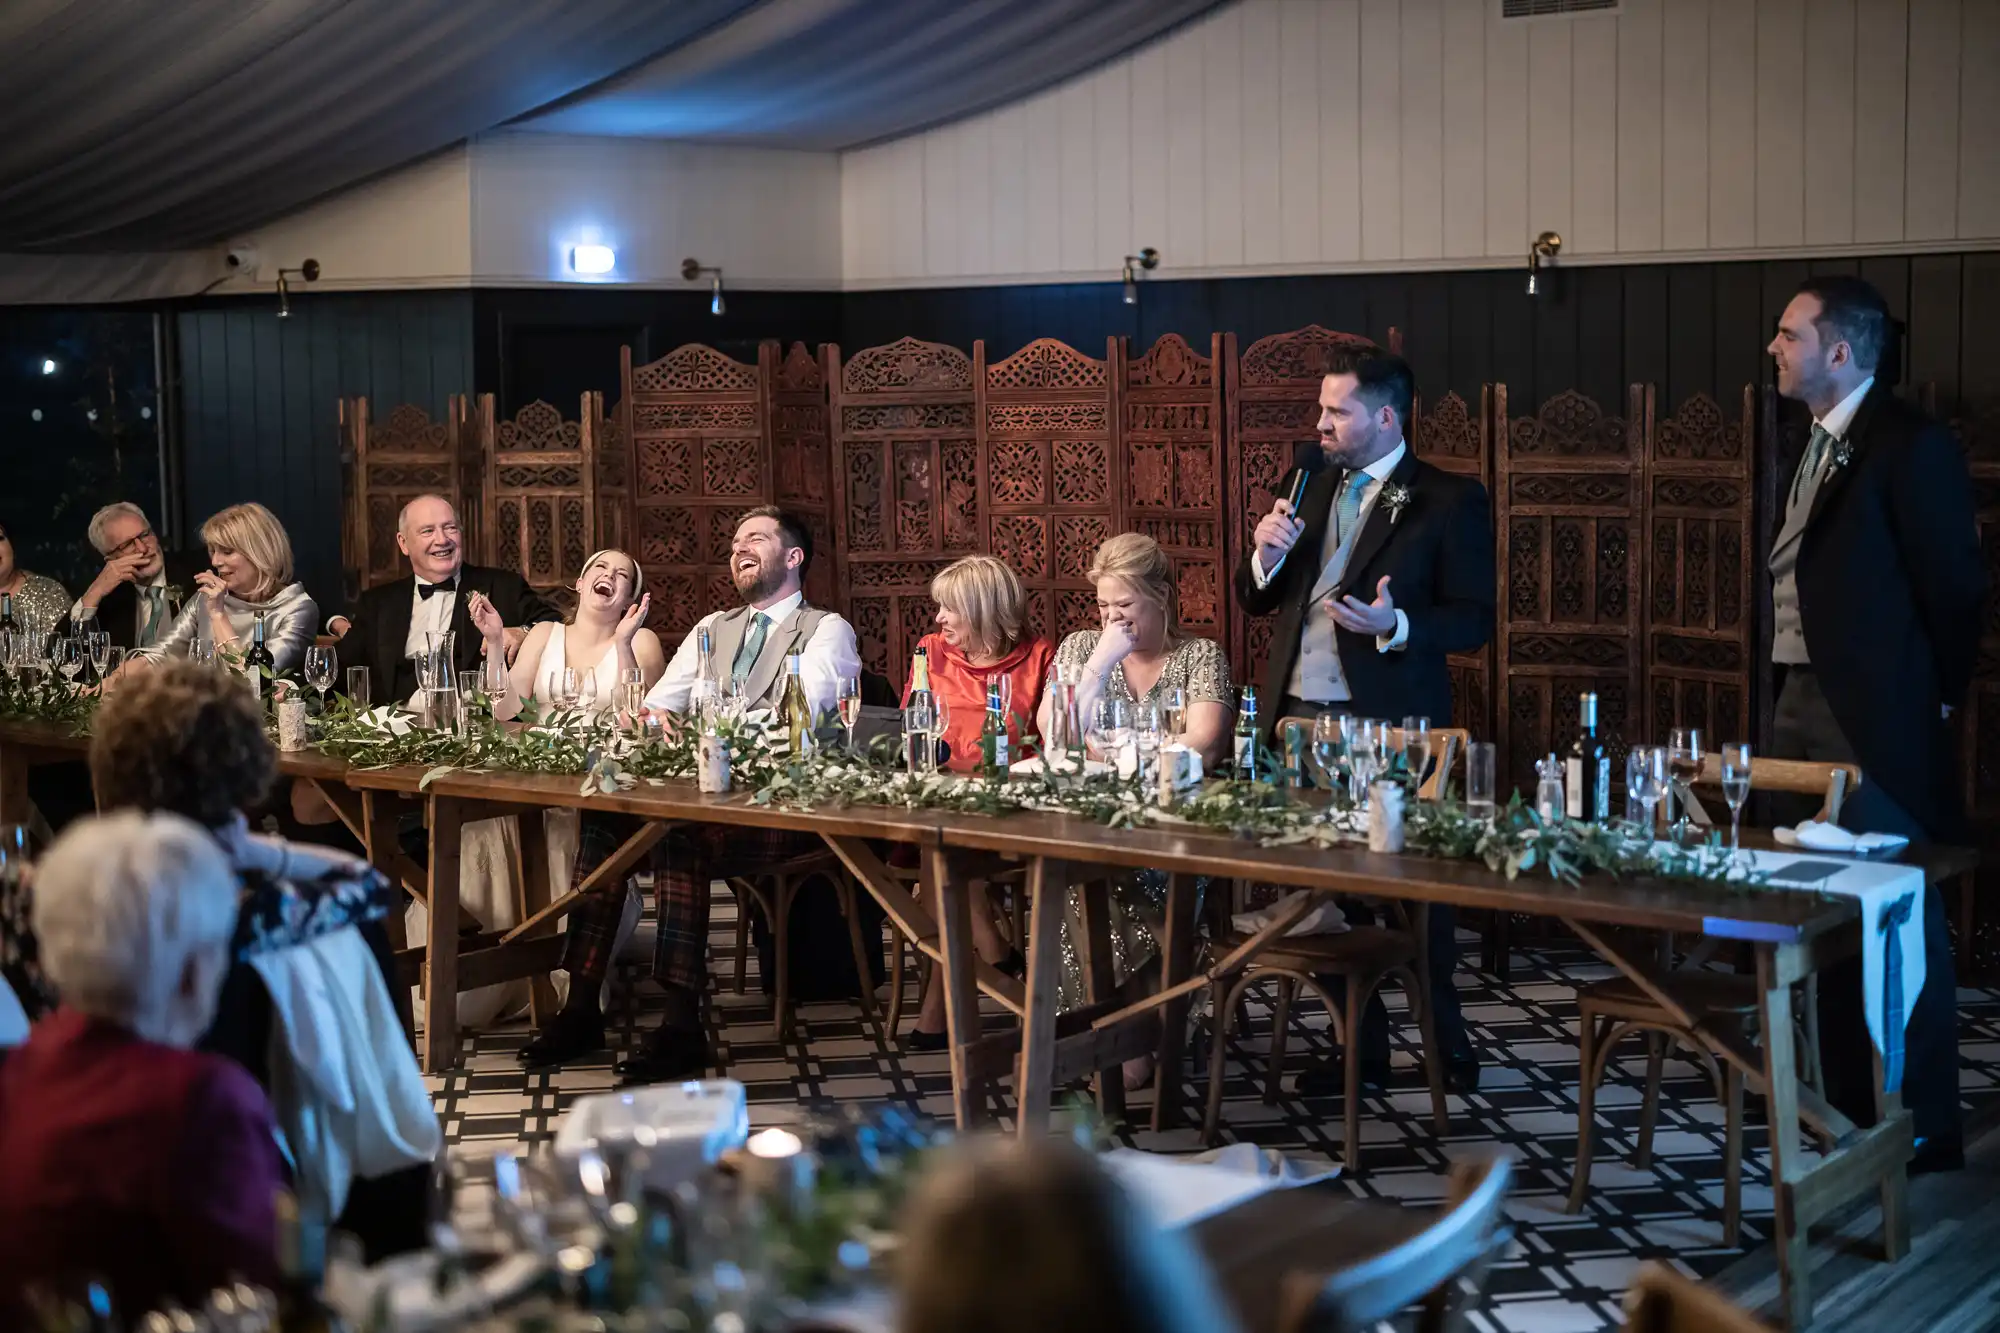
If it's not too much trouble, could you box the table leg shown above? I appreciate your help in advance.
[932,846,983,1131]
[422,796,464,1073]
[1758,943,1810,1329]
[1015,856,1066,1138]
[1079,877,1126,1125]
[514,809,560,1028]
[1874,1048,1910,1262]
[1151,872,1199,1132]
[362,791,416,1040]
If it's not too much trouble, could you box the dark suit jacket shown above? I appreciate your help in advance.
[1792,383,1986,840]
[57,548,207,649]
[1234,449,1495,745]
[336,564,556,704]
[0,1008,285,1319]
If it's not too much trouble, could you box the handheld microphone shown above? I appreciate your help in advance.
[1276,440,1323,514]
[1282,466,1312,513]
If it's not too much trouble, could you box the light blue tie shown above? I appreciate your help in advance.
[731,612,769,687]
[1334,472,1368,546]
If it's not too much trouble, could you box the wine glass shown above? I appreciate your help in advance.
[304,644,337,711]
[1720,742,1753,851]
[552,668,581,711]
[836,674,862,755]
[1131,697,1163,780]
[1402,715,1432,793]
[988,671,1013,717]
[577,669,600,713]
[85,631,110,683]
[1348,719,1383,806]
[346,665,372,711]
[1308,710,1346,791]
[1667,727,1703,836]
[1090,695,1132,767]
[1161,684,1187,746]
[53,637,83,685]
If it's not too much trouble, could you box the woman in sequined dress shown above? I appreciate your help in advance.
[0,521,70,638]
[1039,533,1234,1087]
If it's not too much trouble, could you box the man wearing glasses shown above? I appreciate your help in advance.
[67,503,205,652]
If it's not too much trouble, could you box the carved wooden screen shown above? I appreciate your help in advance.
[1493,386,1647,794]
[1224,325,1381,680]
[985,338,1122,644]
[338,396,479,595]
[621,344,770,642]
[766,342,839,611]
[825,337,982,679]
[587,390,628,556]
[479,397,594,592]
[1643,389,1755,747]
[1120,334,1229,644]
[1411,389,1496,740]
[1955,401,2000,824]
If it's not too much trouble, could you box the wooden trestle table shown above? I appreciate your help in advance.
[2,717,1975,1327]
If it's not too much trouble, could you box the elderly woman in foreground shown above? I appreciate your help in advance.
[0,812,285,1320]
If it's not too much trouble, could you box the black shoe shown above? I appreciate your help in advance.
[516,1007,606,1069]
[614,1024,710,1086]
[996,949,1026,980]
[1910,1135,1964,1177]
[903,1027,948,1052]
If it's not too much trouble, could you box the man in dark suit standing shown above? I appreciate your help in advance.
[66,502,206,651]
[1234,348,1494,1095]
[1765,275,1986,1173]
[328,493,555,704]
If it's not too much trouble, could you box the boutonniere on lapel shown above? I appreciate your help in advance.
[1827,439,1855,474]
[1379,482,1413,526]
[162,584,186,612]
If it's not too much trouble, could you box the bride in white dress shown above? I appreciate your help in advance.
[464,550,666,1012]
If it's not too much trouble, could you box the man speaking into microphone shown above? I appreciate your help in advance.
[1233,347,1494,1093]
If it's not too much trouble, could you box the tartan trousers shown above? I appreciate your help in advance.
[558,812,822,993]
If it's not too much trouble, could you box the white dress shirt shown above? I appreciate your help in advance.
[1250,441,1412,652]
[1816,376,1874,443]
[403,573,459,660]
[645,589,862,719]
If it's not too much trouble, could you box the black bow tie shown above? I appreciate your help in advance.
[418,579,458,600]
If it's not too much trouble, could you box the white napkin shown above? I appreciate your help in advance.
[1231,891,1348,937]
[359,704,414,736]
[1009,755,1112,777]
[1684,844,1925,1091]
[1784,820,1909,854]
[1104,1143,1340,1230]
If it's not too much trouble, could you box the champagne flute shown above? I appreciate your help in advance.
[85,631,110,683]
[1132,697,1163,782]
[1720,742,1753,851]
[304,644,336,711]
[578,669,599,713]
[1630,746,1668,837]
[346,665,372,711]
[1348,719,1382,807]
[552,668,581,711]
[1161,684,1187,746]
[836,674,862,756]
[1402,715,1433,794]
[1667,726,1703,836]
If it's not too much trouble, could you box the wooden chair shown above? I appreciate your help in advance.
[1621,1261,1769,1332]
[1566,758,1854,1240]
[1285,1155,1512,1333]
[882,859,1025,1038]
[727,850,880,1036]
[1202,901,1450,1173]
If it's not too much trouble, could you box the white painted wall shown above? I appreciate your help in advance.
[839,0,2000,288]
[211,147,475,293]
[468,132,842,289]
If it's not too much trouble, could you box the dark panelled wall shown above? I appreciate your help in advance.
[175,291,474,615]
[163,251,1999,620]
[841,252,2000,420]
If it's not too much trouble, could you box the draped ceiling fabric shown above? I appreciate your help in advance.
[0,0,1225,255]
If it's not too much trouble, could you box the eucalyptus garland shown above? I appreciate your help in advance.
[0,668,96,727]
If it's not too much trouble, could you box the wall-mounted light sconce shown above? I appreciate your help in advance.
[682,258,725,315]
[570,243,616,276]
[1122,247,1160,305]
[276,259,320,318]
[1526,232,1561,297]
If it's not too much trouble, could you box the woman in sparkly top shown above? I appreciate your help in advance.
[0,521,70,638]
[1039,533,1235,1087]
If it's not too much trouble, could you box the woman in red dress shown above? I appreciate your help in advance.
[899,555,1053,1048]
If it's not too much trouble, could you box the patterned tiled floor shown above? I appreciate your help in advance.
[429,886,2000,1333]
